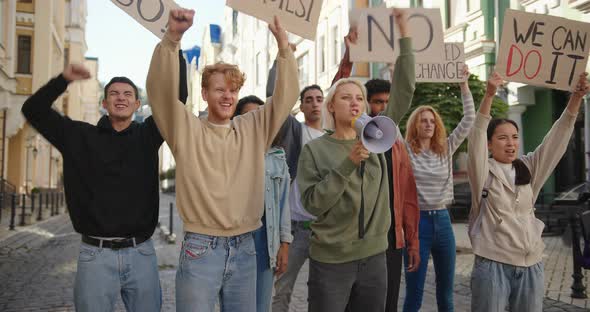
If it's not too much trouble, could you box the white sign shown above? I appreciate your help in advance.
[349,8,445,63]
[111,0,180,39]
[227,0,324,41]
[416,42,465,82]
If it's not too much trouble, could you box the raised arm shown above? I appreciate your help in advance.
[146,9,195,154]
[256,17,300,149]
[143,49,190,149]
[330,27,356,86]
[381,9,416,124]
[447,66,475,154]
[522,72,588,197]
[467,73,502,224]
[21,64,90,152]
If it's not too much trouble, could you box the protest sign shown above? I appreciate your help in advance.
[496,9,590,91]
[416,42,465,82]
[111,0,180,39]
[226,0,324,40]
[349,8,445,63]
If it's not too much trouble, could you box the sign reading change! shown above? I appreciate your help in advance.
[496,9,590,91]
[349,8,445,63]
[226,0,324,40]
[111,0,180,39]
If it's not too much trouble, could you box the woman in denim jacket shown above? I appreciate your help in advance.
[235,95,293,312]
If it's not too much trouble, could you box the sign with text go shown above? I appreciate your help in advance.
[496,9,590,91]
[111,0,180,39]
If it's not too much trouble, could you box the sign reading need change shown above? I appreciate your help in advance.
[416,42,465,82]
[111,0,180,39]
[496,9,590,91]
[226,0,324,41]
[349,8,445,63]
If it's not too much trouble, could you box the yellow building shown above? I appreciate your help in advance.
[1,0,95,195]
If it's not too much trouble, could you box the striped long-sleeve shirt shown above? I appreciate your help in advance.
[405,92,475,211]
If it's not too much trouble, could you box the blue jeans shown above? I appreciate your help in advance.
[254,226,274,312]
[471,256,544,312]
[74,238,161,312]
[176,232,257,312]
[403,209,456,312]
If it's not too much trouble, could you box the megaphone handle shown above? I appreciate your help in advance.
[358,161,366,239]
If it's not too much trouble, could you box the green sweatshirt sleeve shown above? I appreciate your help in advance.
[297,144,357,216]
[381,37,416,124]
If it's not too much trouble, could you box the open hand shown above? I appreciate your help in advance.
[269,16,289,50]
[406,249,420,272]
[275,243,289,276]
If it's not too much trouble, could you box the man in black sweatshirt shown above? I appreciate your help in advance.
[21,52,187,312]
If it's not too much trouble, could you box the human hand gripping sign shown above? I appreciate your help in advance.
[269,16,289,50]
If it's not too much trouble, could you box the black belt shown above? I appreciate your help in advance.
[82,235,149,249]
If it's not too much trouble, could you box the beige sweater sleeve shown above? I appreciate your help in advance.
[467,112,491,223]
[255,48,299,149]
[146,34,195,154]
[521,109,577,198]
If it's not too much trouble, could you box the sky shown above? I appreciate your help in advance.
[85,1,225,89]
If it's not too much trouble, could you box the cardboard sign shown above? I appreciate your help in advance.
[416,42,465,82]
[111,0,180,39]
[496,9,590,91]
[349,8,445,63]
[226,0,324,41]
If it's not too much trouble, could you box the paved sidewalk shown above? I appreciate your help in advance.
[0,195,588,311]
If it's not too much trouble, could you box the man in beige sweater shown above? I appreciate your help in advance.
[146,9,299,312]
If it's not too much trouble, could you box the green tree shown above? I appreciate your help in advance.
[398,74,509,153]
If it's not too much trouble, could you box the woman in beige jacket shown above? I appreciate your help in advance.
[467,72,589,312]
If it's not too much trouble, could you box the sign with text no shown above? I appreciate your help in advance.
[496,9,590,91]
[349,8,445,63]
[226,0,324,41]
[111,0,180,39]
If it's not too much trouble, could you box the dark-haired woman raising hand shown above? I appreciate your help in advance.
[467,72,589,312]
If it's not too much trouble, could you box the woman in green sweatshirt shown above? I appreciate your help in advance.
[297,76,391,312]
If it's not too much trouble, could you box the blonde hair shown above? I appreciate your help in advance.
[321,78,369,131]
[202,62,246,91]
[405,106,448,156]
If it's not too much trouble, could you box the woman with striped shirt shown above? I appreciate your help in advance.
[402,68,475,312]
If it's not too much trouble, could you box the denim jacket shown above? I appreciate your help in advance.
[261,147,293,268]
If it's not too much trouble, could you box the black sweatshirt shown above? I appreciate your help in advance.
[21,51,188,238]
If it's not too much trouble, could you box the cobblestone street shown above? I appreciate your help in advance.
[0,194,588,311]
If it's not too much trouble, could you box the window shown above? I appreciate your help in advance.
[318,35,325,73]
[232,10,238,37]
[17,35,32,74]
[63,47,69,68]
[332,26,339,65]
[256,52,265,85]
[297,53,309,88]
[18,0,32,2]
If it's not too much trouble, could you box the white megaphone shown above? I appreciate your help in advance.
[351,113,398,153]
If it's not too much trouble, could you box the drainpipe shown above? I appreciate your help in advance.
[585,95,590,182]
